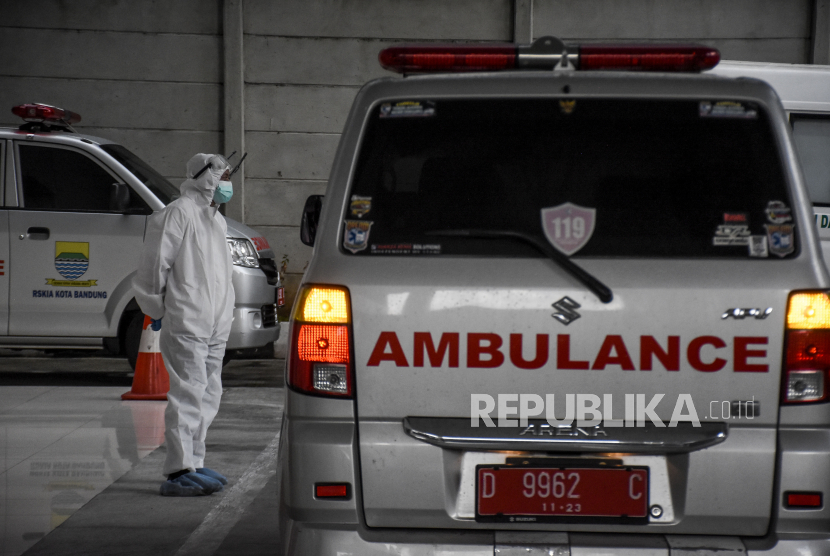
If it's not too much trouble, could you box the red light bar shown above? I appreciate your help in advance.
[379,36,720,73]
[785,491,823,509]
[380,44,516,73]
[579,44,720,72]
[315,483,349,498]
[12,103,81,125]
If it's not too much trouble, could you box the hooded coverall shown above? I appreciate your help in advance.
[133,153,235,476]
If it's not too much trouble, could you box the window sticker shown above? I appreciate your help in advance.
[559,100,576,114]
[765,224,795,257]
[765,200,792,224]
[699,101,758,119]
[350,195,372,218]
[344,220,373,253]
[748,235,769,258]
[379,101,436,119]
[370,243,441,255]
[540,203,596,256]
[713,223,751,246]
[723,212,748,224]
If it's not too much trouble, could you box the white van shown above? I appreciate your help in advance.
[278,39,830,554]
[1,103,281,367]
[710,61,830,263]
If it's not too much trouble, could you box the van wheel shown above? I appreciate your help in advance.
[125,312,145,371]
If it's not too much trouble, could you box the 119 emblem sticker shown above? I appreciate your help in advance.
[541,203,596,256]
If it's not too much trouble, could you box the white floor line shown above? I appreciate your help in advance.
[174,424,282,556]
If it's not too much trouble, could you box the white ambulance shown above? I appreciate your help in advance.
[0,104,280,367]
[277,38,830,554]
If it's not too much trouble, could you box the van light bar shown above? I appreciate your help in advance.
[379,36,719,73]
[12,103,81,125]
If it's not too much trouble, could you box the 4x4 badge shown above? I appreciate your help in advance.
[722,307,773,320]
[552,296,581,325]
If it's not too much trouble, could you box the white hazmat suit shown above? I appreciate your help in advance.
[134,153,235,476]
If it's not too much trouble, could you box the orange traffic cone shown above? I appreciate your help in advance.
[122,315,170,400]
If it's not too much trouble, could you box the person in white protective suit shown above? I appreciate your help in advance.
[133,153,236,496]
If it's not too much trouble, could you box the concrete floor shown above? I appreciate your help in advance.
[0,357,284,556]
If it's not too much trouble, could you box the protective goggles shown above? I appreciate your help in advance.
[192,152,247,179]
[192,154,231,179]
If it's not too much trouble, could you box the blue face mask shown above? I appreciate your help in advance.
[213,181,233,204]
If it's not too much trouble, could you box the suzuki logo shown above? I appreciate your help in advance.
[552,296,581,325]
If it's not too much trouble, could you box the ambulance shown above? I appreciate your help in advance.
[0,103,280,367]
[278,38,830,554]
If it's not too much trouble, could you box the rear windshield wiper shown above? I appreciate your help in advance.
[424,229,613,304]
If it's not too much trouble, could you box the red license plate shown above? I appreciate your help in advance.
[477,466,648,520]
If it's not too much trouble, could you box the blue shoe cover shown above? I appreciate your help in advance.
[196,467,228,485]
[160,474,208,496]
[184,471,223,494]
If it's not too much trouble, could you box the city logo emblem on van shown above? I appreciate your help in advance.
[46,241,97,287]
[541,203,596,256]
[552,296,581,325]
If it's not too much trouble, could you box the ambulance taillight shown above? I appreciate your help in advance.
[288,285,353,398]
[783,292,830,403]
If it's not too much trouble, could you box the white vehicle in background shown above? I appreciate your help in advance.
[0,103,281,367]
[710,61,830,263]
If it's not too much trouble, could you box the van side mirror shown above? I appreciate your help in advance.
[301,194,324,246]
[110,183,130,212]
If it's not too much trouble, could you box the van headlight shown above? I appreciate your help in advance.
[227,238,259,268]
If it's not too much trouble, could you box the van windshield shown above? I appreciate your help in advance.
[347,98,795,259]
[101,144,180,205]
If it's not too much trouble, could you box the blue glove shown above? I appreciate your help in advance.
[150,318,162,331]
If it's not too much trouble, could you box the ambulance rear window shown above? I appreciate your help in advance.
[345,98,795,259]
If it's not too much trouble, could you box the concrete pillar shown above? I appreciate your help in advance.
[814,0,830,64]
[514,0,533,43]
[223,0,245,222]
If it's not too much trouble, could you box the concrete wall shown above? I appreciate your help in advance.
[241,0,511,307]
[531,0,814,63]
[0,0,224,181]
[1,0,828,311]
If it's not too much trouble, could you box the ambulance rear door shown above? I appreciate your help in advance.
[342,91,809,535]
